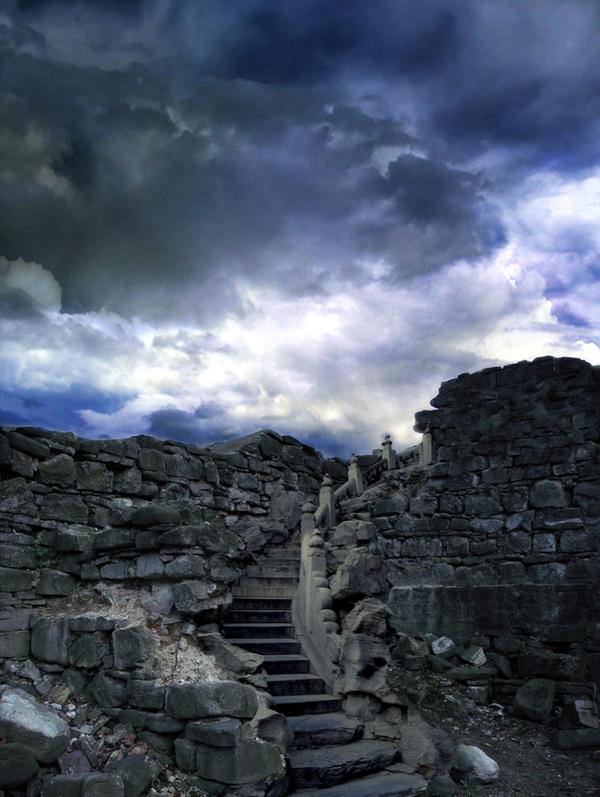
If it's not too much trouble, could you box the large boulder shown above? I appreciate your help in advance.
[0,687,70,763]
[0,742,39,788]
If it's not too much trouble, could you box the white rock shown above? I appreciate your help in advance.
[451,743,499,783]
[431,636,455,656]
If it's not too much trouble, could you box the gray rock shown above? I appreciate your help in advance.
[172,580,221,613]
[460,645,486,666]
[450,744,499,783]
[130,504,180,526]
[36,569,75,596]
[0,542,36,569]
[112,626,157,670]
[58,749,92,774]
[197,633,264,678]
[175,737,198,772]
[82,773,125,797]
[113,467,143,494]
[514,678,555,722]
[165,554,207,579]
[8,431,50,458]
[530,480,566,508]
[86,672,127,707]
[185,717,242,747]
[93,528,135,550]
[42,774,85,797]
[0,566,33,591]
[76,462,113,492]
[104,753,160,797]
[0,630,30,659]
[166,681,259,720]
[128,679,165,710]
[342,598,388,637]
[0,742,39,788]
[38,454,76,487]
[68,634,107,669]
[330,550,388,600]
[0,687,70,763]
[31,617,71,665]
[55,525,95,552]
[40,494,88,523]
[140,583,174,615]
[196,738,285,786]
[431,637,456,657]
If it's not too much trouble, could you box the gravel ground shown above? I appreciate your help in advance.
[388,665,600,797]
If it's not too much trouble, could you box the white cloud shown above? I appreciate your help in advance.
[0,256,62,313]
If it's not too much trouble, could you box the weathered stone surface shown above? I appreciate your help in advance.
[68,634,107,669]
[93,528,135,550]
[0,566,33,591]
[0,630,30,659]
[128,679,165,710]
[130,504,180,526]
[342,598,388,637]
[197,633,264,678]
[166,681,259,720]
[0,742,39,788]
[40,494,88,523]
[172,580,221,613]
[185,717,242,747]
[36,568,76,596]
[86,672,127,707]
[0,542,36,569]
[38,454,76,487]
[450,744,499,783]
[55,525,95,552]
[8,431,50,458]
[104,754,160,797]
[530,480,566,508]
[196,738,285,786]
[0,687,70,763]
[76,462,113,492]
[82,773,125,797]
[330,550,388,601]
[42,774,84,797]
[514,678,555,722]
[112,626,157,670]
[31,617,71,665]
[165,554,207,579]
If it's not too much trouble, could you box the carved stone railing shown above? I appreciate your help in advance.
[293,433,434,690]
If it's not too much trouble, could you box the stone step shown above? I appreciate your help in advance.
[267,673,325,696]
[230,597,292,610]
[288,740,399,789]
[262,655,311,675]
[232,584,297,598]
[236,574,298,588]
[294,771,428,797]
[271,694,342,716]
[244,565,299,580]
[288,713,363,749]
[226,609,292,624]
[223,622,296,640]
[227,638,302,655]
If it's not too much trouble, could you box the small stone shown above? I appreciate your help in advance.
[450,744,499,783]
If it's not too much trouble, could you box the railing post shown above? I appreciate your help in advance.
[348,454,363,496]
[319,474,336,528]
[382,434,397,469]
[420,425,433,465]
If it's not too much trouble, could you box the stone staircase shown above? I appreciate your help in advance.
[223,538,428,796]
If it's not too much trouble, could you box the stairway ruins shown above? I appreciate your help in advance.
[223,537,428,796]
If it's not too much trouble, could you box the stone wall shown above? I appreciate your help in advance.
[375,356,600,686]
[0,427,344,646]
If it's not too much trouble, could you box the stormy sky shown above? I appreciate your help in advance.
[1,0,599,457]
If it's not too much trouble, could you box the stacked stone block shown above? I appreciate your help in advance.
[378,356,600,686]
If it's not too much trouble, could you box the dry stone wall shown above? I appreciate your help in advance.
[376,356,600,687]
[0,427,344,661]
